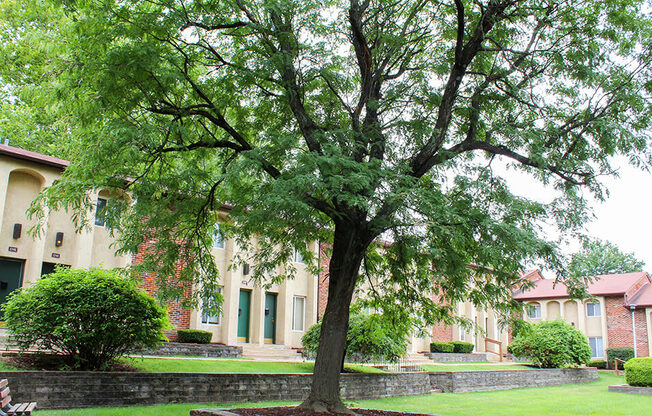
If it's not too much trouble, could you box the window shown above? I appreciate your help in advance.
[527,303,541,319]
[294,247,306,264]
[292,296,306,331]
[588,337,604,359]
[586,302,601,317]
[460,330,465,342]
[94,197,107,227]
[201,287,223,325]
[212,224,225,249]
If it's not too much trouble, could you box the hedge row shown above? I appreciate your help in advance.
[430,341,474,353]
[177,329,213,344]
[624,357,652,387]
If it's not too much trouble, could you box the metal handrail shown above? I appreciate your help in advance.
[484,337,503,362]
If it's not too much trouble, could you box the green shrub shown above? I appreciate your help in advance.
[508,320,591,368]
[2,268,168,370]
[430,342,454,353]
[177,329,213,344]
[588,359,607,369]
[607,347,635,370]
[302,311,407,363]
[624,357,652,387]
[451,341,474,353]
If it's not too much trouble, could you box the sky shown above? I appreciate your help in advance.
[501,155,652,275]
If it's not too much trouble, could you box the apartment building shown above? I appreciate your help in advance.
[0,144,318,348]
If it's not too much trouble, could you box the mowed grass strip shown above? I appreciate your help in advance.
[420,363,533,372]
[34,373,651,416]
[122,357,385,373]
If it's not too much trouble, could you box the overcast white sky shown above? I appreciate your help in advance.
[501,155,652,275]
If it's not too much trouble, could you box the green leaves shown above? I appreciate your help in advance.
[569,239,645,277]
[2,267,169,370]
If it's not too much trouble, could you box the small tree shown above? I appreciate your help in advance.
[2,267,169,370]
[509,320,591,368]
[302,310,408,364]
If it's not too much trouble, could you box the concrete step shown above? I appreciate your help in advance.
[239,343,303,361]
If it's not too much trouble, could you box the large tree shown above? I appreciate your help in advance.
[569,239,646,277]
[1,0,650,412]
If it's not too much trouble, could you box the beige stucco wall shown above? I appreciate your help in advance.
[189,238,318,349]
[453,301,510,355]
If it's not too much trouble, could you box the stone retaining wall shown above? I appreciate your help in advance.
[0,367,597,410]
[427,353,487,362]
[608,384,652,395]
[142,342,242,358]
[428,367,598,393]
[0,371,430,410]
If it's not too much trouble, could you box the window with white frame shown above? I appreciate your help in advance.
[201,287,223,325]
[94,197,108,227]
[212,224,225,249]
[292,296,306,331]
[527,303,541,319]
[588,337,604,359]
[294,246,306,264]
[460,330,465,342]
[586,302,601,317]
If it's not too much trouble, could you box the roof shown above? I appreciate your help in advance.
[629,283,652,308]
[0,144,69,169]
[513,272,651,301]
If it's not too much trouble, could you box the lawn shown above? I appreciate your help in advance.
[419,364,533,372]
[33,373,651,416]
[121,357,384,374]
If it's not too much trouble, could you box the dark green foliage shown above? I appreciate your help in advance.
[588,360,607,369]
[302,311,408,363]
[510,318,534,339]
[624,357,652,387]
[569,239,645,277]
[430,342,454,353]
[450,341,474,354]
[509,320,591,368]
[607,347,635,370]
[2,268,168,370]
[177,329,212,344]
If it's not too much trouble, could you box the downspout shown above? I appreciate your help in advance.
[630,305,637,358]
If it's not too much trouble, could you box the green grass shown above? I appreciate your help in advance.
[34,373,651,416]
[121,357,384,374]
[420,363,533,372]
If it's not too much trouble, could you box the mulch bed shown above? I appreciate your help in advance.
[229,407,437,416]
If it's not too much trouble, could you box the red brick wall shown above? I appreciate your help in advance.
[431,322,453,342]
[317,242,331,319]
[132,237,192,339]
[605,296,649,357]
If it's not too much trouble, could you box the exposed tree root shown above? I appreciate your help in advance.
[298,397,357,415]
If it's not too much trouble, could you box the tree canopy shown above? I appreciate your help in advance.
[1,0,650,411]
[569,239,646,277]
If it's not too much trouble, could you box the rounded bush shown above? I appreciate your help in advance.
[607,347,635,370]
[2,267,168,370]
[177,329,212,344]
[508,320,591,368]
[450,341,474,353]
[624,357,652,387]
[302,311,407,363]
[430,342,454,353]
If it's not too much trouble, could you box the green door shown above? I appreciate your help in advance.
[237,289,251,342]
[0,258,24,320]
[264,292,277,344]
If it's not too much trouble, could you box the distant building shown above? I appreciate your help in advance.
[512,271,652,359]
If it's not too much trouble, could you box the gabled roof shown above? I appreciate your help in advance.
[513,272,651,302]
[628,283,652,308]
[0,144,69,169]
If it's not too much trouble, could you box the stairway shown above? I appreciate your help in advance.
[239,343,304,361]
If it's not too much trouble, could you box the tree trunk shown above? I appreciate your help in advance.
[299,224,369,413]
